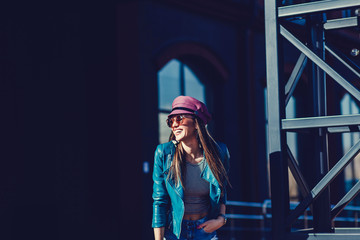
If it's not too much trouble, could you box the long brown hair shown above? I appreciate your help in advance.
[167,117,231,192]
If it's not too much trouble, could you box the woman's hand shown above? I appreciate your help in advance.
[197,217,225,233]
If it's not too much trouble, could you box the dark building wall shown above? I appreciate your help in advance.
[0,1,273,239]
[5,1,356,240]
[0,3,125,240]
[0,2,277,240]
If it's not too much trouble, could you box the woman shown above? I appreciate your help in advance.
[152,96,231,240]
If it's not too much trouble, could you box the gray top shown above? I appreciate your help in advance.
[183,158,210,215]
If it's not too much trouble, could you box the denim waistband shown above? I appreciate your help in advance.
[182,216,208,229]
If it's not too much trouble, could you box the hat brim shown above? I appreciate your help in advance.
[168,109,195,118]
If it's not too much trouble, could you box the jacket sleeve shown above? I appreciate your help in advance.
[219,144,230,205]
[152,144,170,228]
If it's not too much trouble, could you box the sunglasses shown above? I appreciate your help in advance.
[166,115,194,128]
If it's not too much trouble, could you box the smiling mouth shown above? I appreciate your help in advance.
[174,129,182,135]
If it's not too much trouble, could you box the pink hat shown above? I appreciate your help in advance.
[168,96,212,125]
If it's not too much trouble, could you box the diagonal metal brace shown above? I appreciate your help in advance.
[325,45,360,79]
[331,180,360,220]
[286,145,311,199]
[285,53,307,106]
[280,25,360,103]
[287,139,360,226]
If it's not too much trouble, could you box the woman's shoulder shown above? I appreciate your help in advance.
[216,142,227,150]
[155,141,176,155]
[215,142,229,153]
[215,142,230,171]
[215,141,230,160]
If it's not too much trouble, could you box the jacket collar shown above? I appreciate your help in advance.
[200,164,219,188]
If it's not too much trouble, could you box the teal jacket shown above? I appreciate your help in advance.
[152,141,230,239]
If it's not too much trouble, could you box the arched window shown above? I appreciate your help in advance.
[158,59,205,144]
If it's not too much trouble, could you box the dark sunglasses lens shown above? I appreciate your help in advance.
[166,115,184,127]
[166,118,172,127]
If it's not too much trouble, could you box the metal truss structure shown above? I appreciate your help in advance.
[265,0,360,239]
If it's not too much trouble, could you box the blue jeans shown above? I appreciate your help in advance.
[164,216,218,240]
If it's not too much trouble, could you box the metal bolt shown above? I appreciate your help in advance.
[351,48,359,57]
[355,8,360,16]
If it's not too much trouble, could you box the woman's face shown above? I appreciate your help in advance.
[169,114,197,142]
